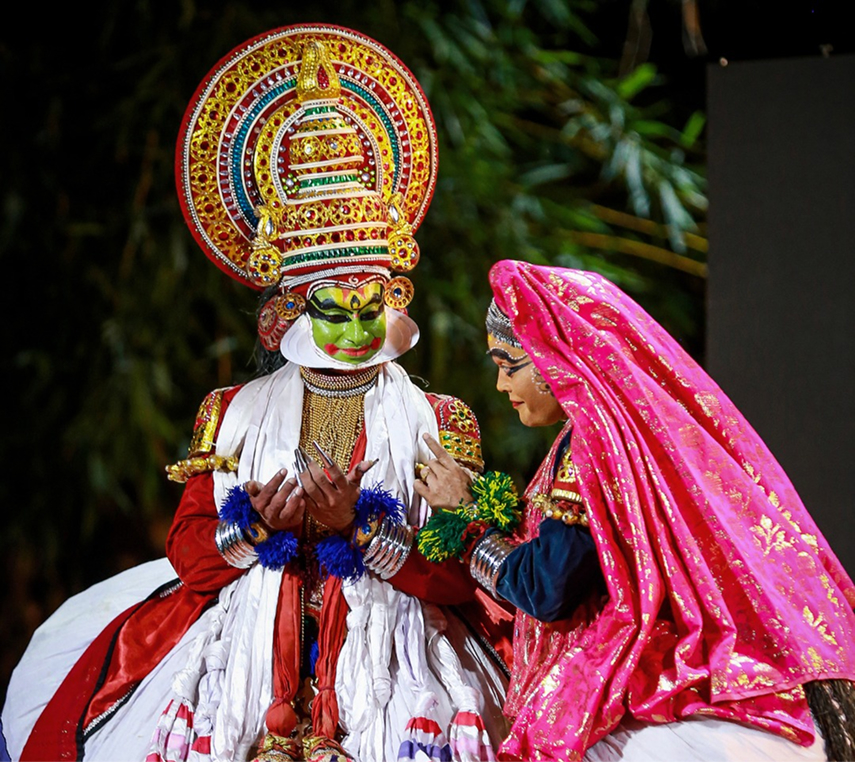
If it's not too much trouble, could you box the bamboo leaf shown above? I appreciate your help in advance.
[617,63,658,100]
[681,110,707,148]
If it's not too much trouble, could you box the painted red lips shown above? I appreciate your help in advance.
[324,336,383,357]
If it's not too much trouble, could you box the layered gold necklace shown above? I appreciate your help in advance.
[298,364,380,568]
[299,365,380,473]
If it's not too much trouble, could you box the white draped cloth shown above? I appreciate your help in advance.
[3,362,508,762]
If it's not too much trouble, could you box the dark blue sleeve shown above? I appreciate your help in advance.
[495,518,601,622]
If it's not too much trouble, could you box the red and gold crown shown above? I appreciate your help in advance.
[177,25,437,347]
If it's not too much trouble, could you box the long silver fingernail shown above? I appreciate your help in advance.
[293,448,306,472]
[312,440,334,466]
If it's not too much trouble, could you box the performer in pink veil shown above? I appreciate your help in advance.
[415,259,855,761]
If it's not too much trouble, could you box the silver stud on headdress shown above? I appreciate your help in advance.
[486,299,522,348]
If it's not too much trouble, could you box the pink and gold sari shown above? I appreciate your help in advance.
[490,260,855,760]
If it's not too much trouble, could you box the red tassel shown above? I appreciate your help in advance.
[311,577,348,739]
[265,697,297,737]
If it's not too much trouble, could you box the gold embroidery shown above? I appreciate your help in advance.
[432,396,484,471]
[805,646,824,670]
[555,451,577,484]
[818,574,841,605]
[695,391,721,419]
[779,726,799,742]
[541,666,561,696]
[738,462,762,491]
[678,423,702,448]
[567,294,594,312]
[547,272,570,302]
[735,672,775,690]
[750,515,795,556]
[566,272,595,288]
[189,389,227,456]
[590,304,620,328]
[438,430,483,470]
[803,606,839,646]
[657,673,676,692]
[166,453,239,483]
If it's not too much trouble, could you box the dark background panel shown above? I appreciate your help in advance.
[707,54,855,574]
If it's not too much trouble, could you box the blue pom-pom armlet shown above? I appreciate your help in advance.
[354,483,406,526]
[255,530,299,570]
[219,483,408,577]
[316,534,365,582]
[318,484,408,582]
[219,485,298,570]
[219,485,259,529]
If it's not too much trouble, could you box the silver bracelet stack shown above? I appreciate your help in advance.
[215,521,258,569]
[469,532,515,597]
[363,518,414,579]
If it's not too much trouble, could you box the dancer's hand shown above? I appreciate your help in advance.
[297,445,377,532]
[413,433,474,509]
[245,469,305,532]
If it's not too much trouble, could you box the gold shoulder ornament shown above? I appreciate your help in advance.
[166,388,239,483]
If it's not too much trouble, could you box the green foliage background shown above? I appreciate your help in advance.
[0,0,705,698]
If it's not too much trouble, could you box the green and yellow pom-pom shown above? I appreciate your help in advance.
[417,509,469,562]
[417,471,520,563]
[472,471,520,531]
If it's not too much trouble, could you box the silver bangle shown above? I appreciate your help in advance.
[469,532,515,598]
[214,521,258,569]
[363,518,413,579]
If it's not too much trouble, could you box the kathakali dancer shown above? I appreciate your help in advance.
[3,26,510,762]
[414,260,855,761]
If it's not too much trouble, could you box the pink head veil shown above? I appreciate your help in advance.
[489,260,855,760]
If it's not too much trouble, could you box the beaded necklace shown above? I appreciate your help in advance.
[298,364,380,547]
[299,365,379,472]
[300,364,380,401]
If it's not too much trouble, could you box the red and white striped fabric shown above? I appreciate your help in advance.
[448,710,494,762]
[146,699,211,762]
[397,711,452,762]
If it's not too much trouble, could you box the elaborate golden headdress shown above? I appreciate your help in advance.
[176,25,438,353]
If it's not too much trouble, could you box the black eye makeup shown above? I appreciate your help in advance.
[308,292,384,324]
[307,301,350,323]
[488,347,532,376]
[503,358,532,376]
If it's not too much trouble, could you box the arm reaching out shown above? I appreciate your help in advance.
[413,433,475,509]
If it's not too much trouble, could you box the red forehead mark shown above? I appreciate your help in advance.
[336,282,378,306]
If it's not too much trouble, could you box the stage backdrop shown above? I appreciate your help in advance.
[707,54,855,575]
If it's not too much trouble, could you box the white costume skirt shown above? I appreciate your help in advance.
[584,716,826,762]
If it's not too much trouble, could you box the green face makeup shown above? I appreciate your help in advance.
[307,282,387,364]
